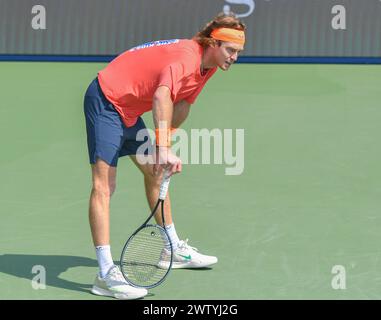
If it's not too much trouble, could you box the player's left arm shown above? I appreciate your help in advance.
[171,100,191,129]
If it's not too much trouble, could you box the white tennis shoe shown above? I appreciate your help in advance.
[159,239,218,269]
[91,265,147,300]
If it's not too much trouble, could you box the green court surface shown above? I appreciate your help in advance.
[0,62,380,299]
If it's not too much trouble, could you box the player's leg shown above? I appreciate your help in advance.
[89,162,146,299]
[84,78,147,299]
[129,156,173,226]
[89,158,116,246]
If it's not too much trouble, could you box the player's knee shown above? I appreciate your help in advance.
[92,181,115,198]
[144,171,162,188]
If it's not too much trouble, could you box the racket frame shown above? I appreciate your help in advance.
[119,171,173,288]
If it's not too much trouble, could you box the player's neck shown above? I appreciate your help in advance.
[200,61,209,76]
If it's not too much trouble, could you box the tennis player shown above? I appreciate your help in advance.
[84,12,245,299]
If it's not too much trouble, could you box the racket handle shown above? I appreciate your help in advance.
[159,170,171,200]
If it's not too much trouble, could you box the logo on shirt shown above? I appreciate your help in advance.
[129,39,180,52]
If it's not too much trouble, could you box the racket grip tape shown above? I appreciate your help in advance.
[159,170,171,200]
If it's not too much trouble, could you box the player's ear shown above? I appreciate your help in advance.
[209,40,220,49]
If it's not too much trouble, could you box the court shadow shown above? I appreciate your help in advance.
[0,254,97,294]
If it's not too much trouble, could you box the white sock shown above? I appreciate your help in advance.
[165,223,180,249]
[95,245,114,278]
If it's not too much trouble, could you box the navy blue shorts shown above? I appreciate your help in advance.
[83,77,152,167]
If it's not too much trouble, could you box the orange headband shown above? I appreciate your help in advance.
[210,28,245,45]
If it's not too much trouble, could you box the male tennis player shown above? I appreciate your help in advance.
[84,12,245,299]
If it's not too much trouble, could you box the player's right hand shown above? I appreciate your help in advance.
[154,146,182,176]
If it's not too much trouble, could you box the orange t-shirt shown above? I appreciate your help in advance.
[98,39,217,127]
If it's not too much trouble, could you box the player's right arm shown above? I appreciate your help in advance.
[152,86,182,176]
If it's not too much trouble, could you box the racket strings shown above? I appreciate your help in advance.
[121,225,171,287]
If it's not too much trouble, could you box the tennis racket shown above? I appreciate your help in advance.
[120,170,173,288]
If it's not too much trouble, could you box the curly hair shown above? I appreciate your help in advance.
[193,12,246,48]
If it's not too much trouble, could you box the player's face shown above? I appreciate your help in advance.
[215,41,244,71]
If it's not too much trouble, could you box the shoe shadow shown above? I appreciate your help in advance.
[0,254,98,294]
[176,267,214,271]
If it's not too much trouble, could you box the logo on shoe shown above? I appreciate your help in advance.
[178,254,191,260]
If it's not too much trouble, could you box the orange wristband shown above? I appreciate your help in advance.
[155,128,172,147]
